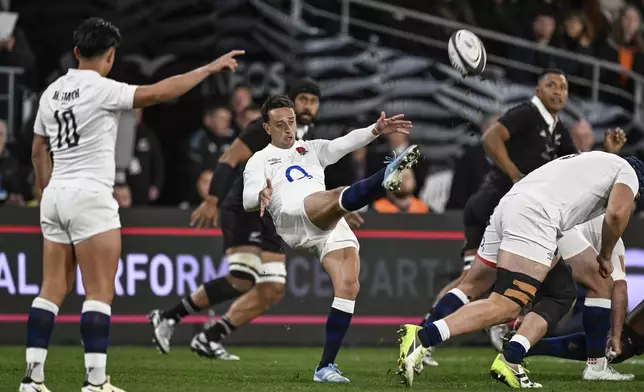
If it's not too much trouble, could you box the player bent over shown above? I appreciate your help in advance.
[243,95,418,382]
[397,151,644,388]
[416,214,634,381]
[21,17,244,392]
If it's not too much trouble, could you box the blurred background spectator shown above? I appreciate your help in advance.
[126,109,165,206]
[181,104,235,206]
[569,120,596,151]
[0,118,26,205]
[230,84,253,133]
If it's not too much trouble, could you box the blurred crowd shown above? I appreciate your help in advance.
[2,0,644,214]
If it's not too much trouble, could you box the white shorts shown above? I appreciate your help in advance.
[558,227,626,281]
[275,201,359,258]
[477,194,558,268]
[40,186,121,245]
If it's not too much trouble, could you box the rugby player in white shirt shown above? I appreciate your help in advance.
[21,17,244,392]
[397,151,644,387]
[242,95,418,382]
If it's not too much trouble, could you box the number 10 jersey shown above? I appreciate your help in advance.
[35,68,137,191]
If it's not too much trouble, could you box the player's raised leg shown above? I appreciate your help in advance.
[20,238,76,392]
[303,143,420,232]
[312,246,360,383]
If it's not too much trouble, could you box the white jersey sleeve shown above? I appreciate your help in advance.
[243,152,267,212]
[97,78,137,111]
[34,106,46,136]
[614,163,639,197]
[307,125,378,167]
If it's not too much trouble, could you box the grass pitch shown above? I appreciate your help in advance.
[1,346,643,391]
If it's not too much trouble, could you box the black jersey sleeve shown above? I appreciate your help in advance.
[239,118,271,153]
[498,103,531,137]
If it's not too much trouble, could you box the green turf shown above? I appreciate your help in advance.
[1,346,643,391]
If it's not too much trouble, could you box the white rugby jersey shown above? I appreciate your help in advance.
[34,68,137,190]
[243,125,378,238]
[505,151,639,231]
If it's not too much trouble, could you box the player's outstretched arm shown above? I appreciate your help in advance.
[312,112,412,167]
[481,122,523,183]
[31,134,51,191]
[132,50,244,109]
[242,155,267,212]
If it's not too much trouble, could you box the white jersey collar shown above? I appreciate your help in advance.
[531,96,558,133]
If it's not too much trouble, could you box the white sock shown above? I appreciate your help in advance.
[85,353,107,386]
[587,356,607,370]
[433,319,451,342]
[331,297,356,314]
[25,348,48,383]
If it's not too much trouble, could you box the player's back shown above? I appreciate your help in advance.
[506,151,638,230]
[36,69,136,191]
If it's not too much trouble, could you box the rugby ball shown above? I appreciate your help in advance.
[448,29,487,77]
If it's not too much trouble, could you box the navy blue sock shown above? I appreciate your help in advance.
[339,167,386,211]
[80,301,111,386]
[583,299,611,359]
[418,320,449,347]
[424,290,468,325]
[503,335,530,365]
[526,333,587,361]
[419,307,434,325]
[319,298,354,368]
[25,297,59,383]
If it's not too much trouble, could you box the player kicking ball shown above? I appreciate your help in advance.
[242,95,418,382]
[21,17,244,392]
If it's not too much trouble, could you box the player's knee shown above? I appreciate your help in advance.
[227,252,262,289]
[225,275,254,293]
[335,277,360,300]
[255,261,287,305]
[492,268,539,317]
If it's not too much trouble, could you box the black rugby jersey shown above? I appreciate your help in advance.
[483,96,577,192]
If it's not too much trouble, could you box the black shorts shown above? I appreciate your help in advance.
[462,186,505,255]
[220,205,283,254]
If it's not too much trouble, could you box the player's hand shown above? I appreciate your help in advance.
[603,128,627,154]
[205,50,245,74]
[597,254,614,279]
[344,211,364,229]
[373,112,413,136]
[190,196,219,229]
[259,179,273,217]
[607,334,622,358]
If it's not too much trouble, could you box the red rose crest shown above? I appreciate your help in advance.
[296,146,307,155]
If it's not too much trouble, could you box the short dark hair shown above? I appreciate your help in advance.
[73,17,122,59]
[261,95,294,122]
[538,68,566,82]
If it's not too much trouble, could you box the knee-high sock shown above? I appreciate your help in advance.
[583,298,611,363]
[503,334,531,365]
[25,297,59,383]
[81,300,111,386]
[339,168,386,211]
[424,288,469,325]
[319,297,354,368]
